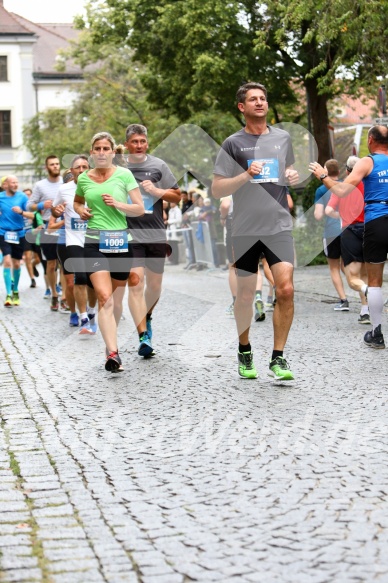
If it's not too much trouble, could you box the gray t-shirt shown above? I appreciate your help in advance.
[28,177,63,222]
[126,154,179,242]
[213,127,294,236]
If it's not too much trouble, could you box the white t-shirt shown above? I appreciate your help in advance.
[53,181,87,247]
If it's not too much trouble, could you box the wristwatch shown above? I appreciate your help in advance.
[319,173,328,181]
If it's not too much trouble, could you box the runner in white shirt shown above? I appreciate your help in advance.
[52,156,97,334]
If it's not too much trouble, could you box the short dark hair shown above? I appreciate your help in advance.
[125,124,148,141]
[324,159,340,177]
[236,82,267,104]
[368,125,388,146]
[45,155,59,166]
[70,154,89,169]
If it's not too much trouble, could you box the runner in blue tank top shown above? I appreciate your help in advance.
[310,125,388,349]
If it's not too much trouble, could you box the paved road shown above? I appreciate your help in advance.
[0,263,388,583]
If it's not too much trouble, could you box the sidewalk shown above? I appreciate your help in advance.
[0,263,387,583]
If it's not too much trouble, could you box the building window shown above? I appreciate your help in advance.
[0,57,7,82]
[0,111,11,146]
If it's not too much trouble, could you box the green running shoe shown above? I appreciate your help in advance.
[238,351,258,379]
[12,291,20,306]
[268,356,294,382]
[254,298,265,322]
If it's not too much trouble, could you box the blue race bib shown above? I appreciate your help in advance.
[248,158,279,183]
[4,231,20,244]
[71,218,88,231]
[99,230,128,253]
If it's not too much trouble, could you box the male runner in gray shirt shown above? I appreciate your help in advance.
[212,82,298,382]
[124,124,181,358]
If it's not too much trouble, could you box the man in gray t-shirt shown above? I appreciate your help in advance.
[124,123,181,358]
[212,82,298,382]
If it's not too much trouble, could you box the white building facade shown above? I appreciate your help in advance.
[0,0,83,185]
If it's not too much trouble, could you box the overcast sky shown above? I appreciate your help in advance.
[4,0,87,23]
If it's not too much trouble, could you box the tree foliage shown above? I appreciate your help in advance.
[73,0,388,162]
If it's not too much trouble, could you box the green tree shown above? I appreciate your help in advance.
[75,0,388,162]
[22,46,181,171]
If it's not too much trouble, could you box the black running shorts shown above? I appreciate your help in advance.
[323,236,341,260]
[232,232,294,276]
[83,236,133,281]
[340,224,364,267]
[0,235,25,260]
[363,216,388,264]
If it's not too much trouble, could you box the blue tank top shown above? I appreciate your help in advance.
[363,154,388,223]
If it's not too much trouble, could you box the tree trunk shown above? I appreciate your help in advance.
[305,78,332,165]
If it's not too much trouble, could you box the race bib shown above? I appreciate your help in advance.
[4,231,19,244]
[248,158,279,183]
[99,230,128,253]
[71,218,88,231]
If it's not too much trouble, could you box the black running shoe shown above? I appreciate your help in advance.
[105,351,124,372]
[364,325,385,349]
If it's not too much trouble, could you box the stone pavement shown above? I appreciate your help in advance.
[0,263,388,583]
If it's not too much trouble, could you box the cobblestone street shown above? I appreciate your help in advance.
[0,264,388,583]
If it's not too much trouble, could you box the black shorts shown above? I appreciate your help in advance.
[58,244,88,285]
[323,236,341,260]
[340,224,364,267]
[232,232,294,276]
[23,231,33,252]
[83,236,133,281]
[40,241,58,261]
[0,235,26,260]
[131,242,170,274]
[363,216,388,264]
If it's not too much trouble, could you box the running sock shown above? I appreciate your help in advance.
[80,312,88,321]
[255,290,262,299]
[361,283,368,297]
[232,296,236,304]
[12,268,21,292]
[368,287,384,332]
[360,305,369,316]
[139,331,147,340]
[87,306,96,316]
[146,313,152,321]
[239,342,251,353]
[3,268,12,295]
[271,349,283,361]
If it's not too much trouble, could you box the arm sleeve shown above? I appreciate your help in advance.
[213,140,242,178]
[75,177,85,198]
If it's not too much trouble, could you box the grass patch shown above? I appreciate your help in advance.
[359,127,370,157]
[9,451,21,478]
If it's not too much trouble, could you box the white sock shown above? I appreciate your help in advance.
[80,312,88,321]
[361,283,368,296]
[360,305,369,316]
[367,287,383,331]
[87,306,96,316]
